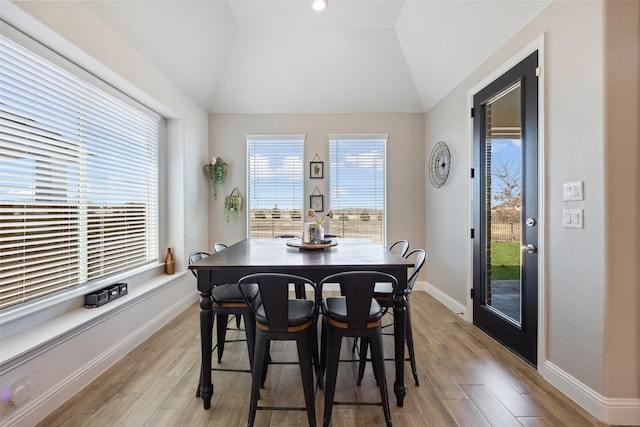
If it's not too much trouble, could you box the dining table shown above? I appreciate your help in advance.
[188,237,414,410]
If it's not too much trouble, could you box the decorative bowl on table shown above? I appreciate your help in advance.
[286,238,337,250]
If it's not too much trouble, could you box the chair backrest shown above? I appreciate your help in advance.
[320,271,398,329]
[324,234,341,239]
[405,249,427,294]
[389,240,410,257]
[213,242,228,253]
[238,273,316,333]
[275,234,299,239]
[188,251,210,278]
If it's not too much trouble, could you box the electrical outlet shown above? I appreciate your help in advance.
[9,377,30,407]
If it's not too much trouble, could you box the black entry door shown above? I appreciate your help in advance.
[472,51,539,366]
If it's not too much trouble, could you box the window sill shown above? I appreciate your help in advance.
[0,267,188,370]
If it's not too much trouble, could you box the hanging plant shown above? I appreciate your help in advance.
[204,156,227,199]
[224,188,242,222]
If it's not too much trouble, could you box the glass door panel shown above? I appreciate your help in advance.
[484,83,522,324]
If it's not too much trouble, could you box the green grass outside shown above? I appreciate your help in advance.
[491,242,521,280]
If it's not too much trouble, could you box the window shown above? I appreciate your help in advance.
[0,34,159,311]
[247,135,304,238]
[329,135,387,244]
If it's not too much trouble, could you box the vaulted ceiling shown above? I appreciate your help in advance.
[83,0,550,114]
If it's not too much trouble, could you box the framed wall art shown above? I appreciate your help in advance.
[310,194,324,212]
[310,153,323,179]
[310,161,323,179]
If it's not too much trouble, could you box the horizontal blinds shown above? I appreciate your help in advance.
[329,137,386,243]
[247,137,304,238]
[0,35,158,310]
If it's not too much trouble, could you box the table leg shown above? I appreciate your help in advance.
[393,293,407,406]
[199,280,214,409]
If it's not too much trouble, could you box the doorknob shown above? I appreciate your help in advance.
[521,244,537,254]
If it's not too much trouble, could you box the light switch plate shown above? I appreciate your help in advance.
[563,181,583,201]
[563,208,583,228]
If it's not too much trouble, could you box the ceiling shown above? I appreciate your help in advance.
[82,0,550,114]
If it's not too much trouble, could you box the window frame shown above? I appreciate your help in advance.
[246,134,305,239]
[0,24,161,315]
[328,134,388,245]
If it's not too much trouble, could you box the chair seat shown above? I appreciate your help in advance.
[323,297,383,324]
[256,299,315,328]
[373,281,393,297]
[212,282,259,303]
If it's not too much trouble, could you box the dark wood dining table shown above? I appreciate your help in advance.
[188,238,414,410]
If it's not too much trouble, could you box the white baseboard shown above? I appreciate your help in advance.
[1,282,197,427]
[423,281,466,318]
[542,361,640,425]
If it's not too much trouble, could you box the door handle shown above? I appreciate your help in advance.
[521,244,537,254]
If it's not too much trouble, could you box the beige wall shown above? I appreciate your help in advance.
[208,113,426,257]
[603,0,640,399]
[425,0,639,411]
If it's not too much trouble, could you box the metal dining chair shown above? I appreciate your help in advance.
[350,239,410,353]
[213,241,228,253]
[213,242,242,331]
[389,239,410,257]
[357,248,427,386]
[320,271,397,427]
[238,272,320,427]
[188,250,260,397]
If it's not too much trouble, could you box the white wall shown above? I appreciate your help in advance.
[424,0,639,423]
[207,113,427,257]
[0,2,209,425]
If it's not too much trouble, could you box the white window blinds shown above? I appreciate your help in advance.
[0,34,159,310]
[247,135,304,238]
[329,136,386,244]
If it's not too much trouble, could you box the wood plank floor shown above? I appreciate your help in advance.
[38,292,609,427]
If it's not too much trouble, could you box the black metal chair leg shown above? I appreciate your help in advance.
[370,332,392,427]
[405,301,419,385]
[216,314,229,363]
[247,333,268,427]
[357,338,369,385]
[296,334,317,426]
[322,326,342,427]
[294,282,307,299]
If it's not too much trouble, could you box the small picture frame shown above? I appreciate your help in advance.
[310,194,324,212]
[310,161,323,179]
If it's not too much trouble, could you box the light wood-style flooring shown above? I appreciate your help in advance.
[38,292,608,426]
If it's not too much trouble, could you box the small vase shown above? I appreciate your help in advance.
[310,225,324,244]
[164,248,175,275]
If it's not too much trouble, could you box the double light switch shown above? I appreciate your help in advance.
[563,181,584,229]
[563,181,583,201]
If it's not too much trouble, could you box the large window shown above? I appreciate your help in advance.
[329,135,386,244]
[0,34,159,310]
[247,135,304,238]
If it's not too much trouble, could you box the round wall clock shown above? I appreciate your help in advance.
[428,141,451,188]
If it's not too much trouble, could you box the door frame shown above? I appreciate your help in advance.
[466,34,546,369]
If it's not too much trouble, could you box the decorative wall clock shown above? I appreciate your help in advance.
[428,141,451,188]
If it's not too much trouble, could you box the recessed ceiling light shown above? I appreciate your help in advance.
[312,0,327,12]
